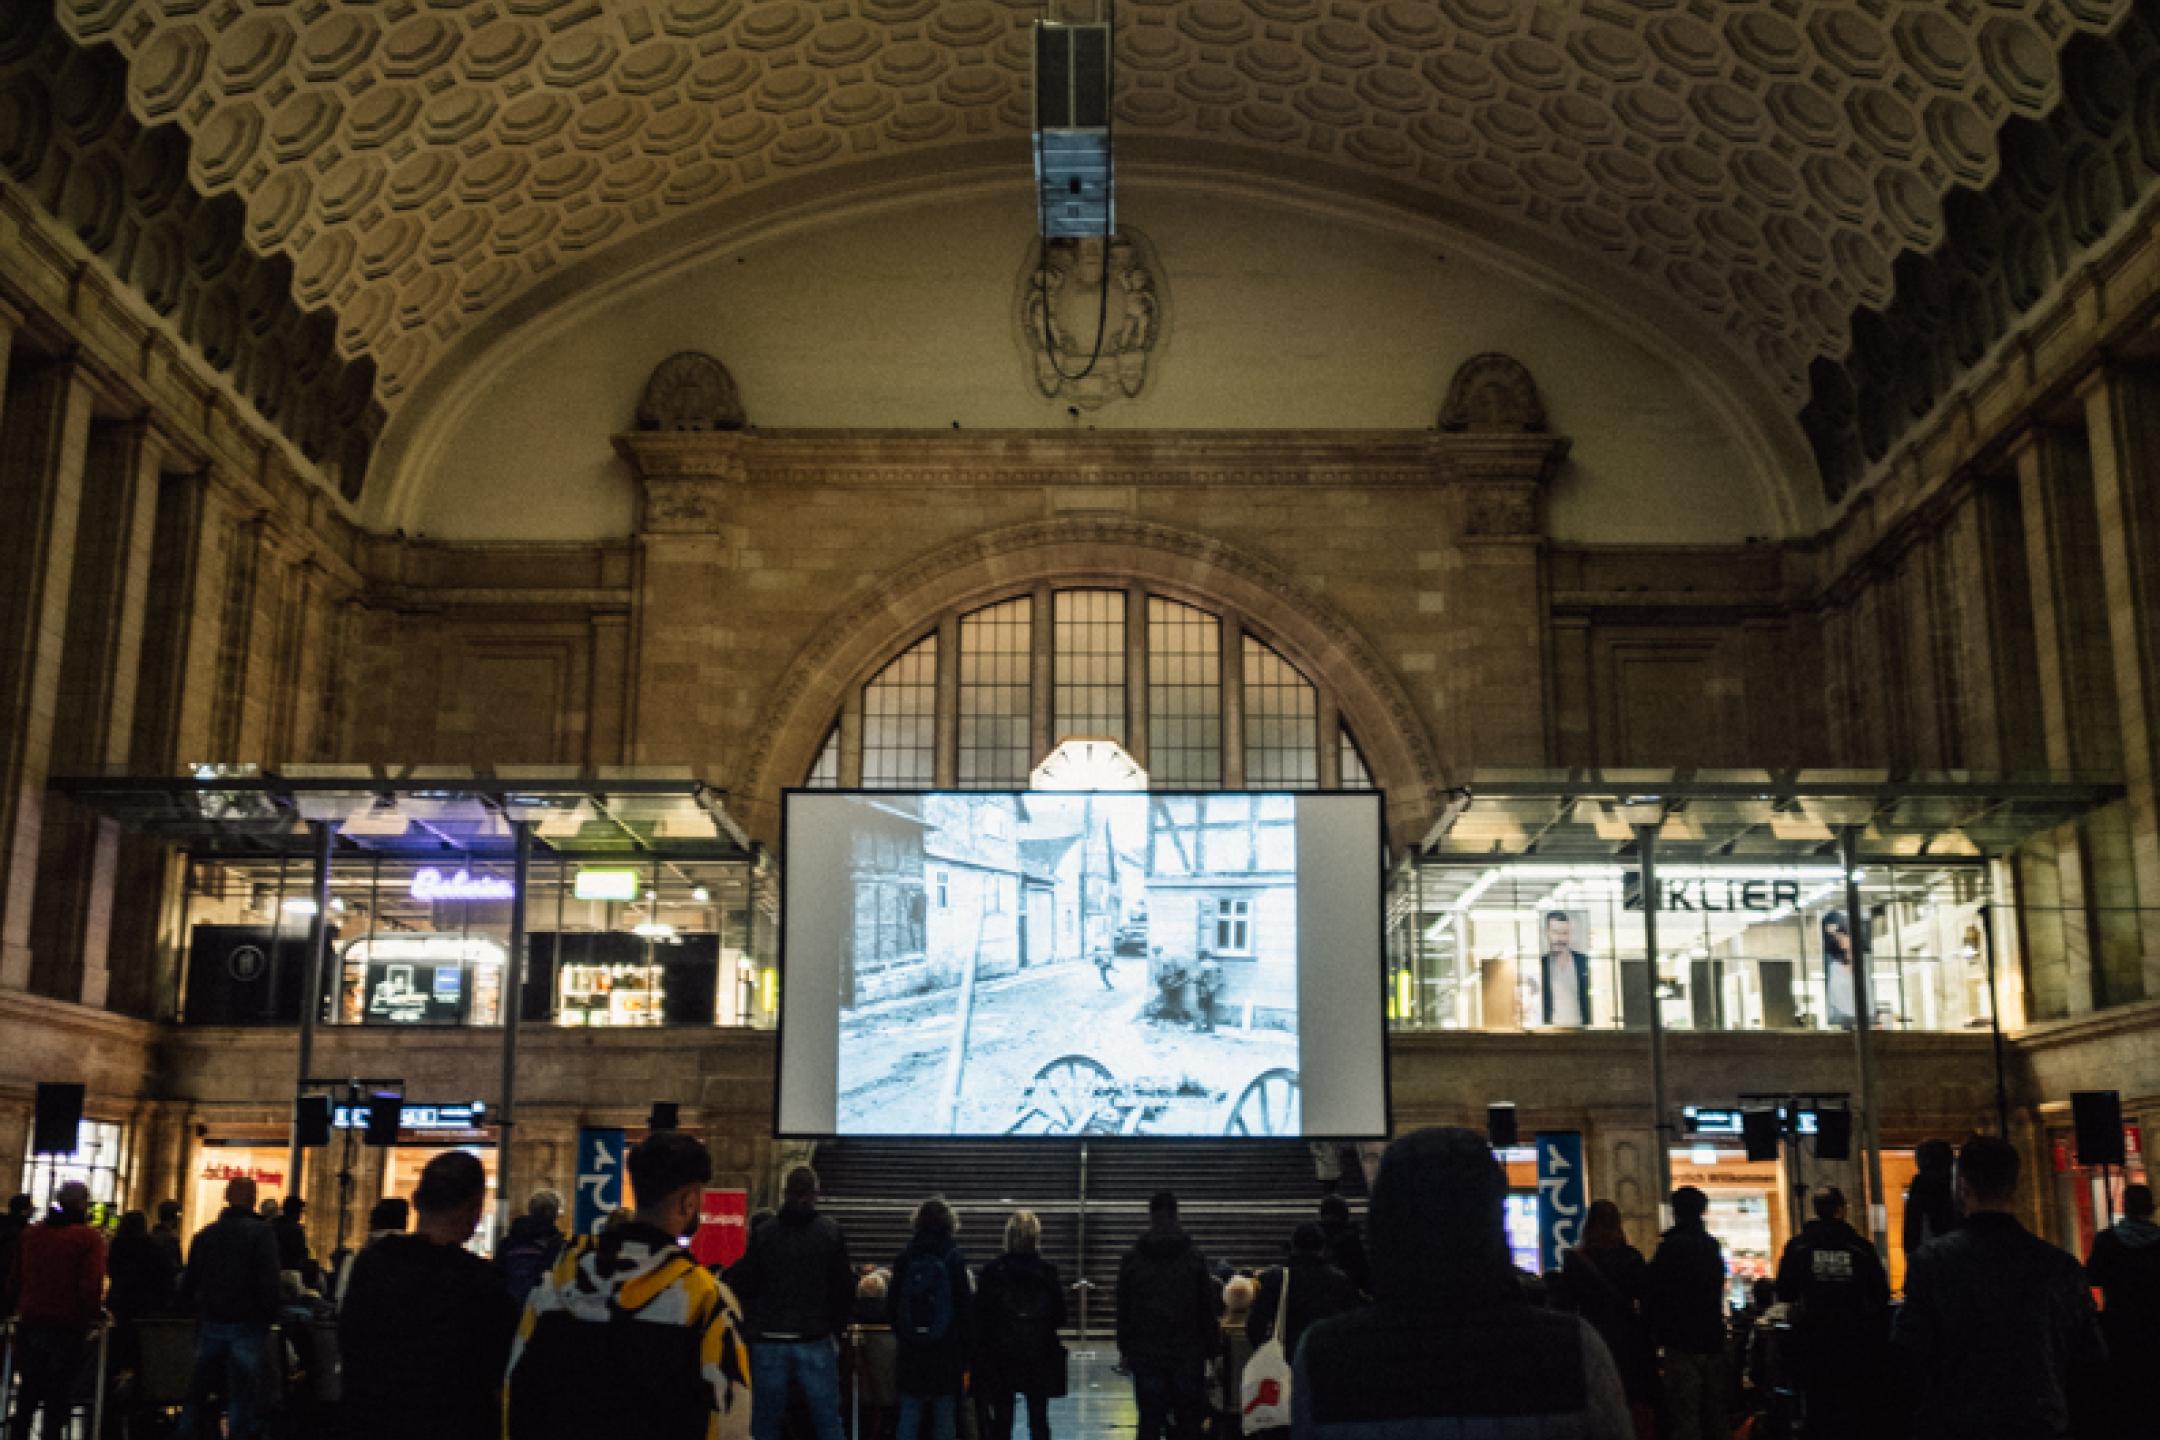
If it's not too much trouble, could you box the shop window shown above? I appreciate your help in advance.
[189,1144,287,1231]
[22,1119,128,1218]
[959,598,1032,788]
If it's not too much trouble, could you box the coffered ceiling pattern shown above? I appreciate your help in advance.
[45,0,2135,463]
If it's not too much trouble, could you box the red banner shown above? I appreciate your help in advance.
[691,1188,748,1269]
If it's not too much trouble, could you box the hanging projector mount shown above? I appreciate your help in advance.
[1031,3,1117,384]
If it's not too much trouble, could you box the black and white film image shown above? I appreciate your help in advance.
[832,794,1301,1137]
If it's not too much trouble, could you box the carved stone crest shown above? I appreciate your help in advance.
[636,351,746,431]
[1015,227,1167,409]
[1438,353,1545,433]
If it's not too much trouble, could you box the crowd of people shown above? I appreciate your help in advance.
[0,1125,2145,1439]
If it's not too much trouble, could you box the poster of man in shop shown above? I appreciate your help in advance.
[1526,909,1594,1029]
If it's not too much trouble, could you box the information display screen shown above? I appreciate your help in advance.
[779,791,1388,1138]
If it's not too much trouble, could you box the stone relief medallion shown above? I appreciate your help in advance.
[636,351,747,432]
[1014,227,1168,409]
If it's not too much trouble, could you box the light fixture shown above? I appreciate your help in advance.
[573,868,639,902]
[632,921,677,940]
[282,898,319,915]
[692,886,711,903]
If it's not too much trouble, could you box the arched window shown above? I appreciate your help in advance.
[809,588,1376,792]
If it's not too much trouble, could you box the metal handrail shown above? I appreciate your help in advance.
[0,1314,111,1440]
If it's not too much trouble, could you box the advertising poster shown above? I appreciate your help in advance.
[691,1188,749,1269]
[1536,1130,1586,1274]
[573,1127,625,1236]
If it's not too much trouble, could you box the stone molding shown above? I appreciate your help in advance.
[733,514,1455,846]
[614,427,1568,534]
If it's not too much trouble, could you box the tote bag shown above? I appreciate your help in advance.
[1239,1267,1295,1433]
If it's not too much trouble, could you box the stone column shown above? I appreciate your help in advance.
[2012,427,2121,777]
[1449,435,1566,768]
[0,357,95,990]
[616,434,741,791]
[2081,366,2160,1000]
[30,420,164,1007]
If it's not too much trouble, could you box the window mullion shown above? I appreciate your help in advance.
[1126,584,1148,769]
[1222,611,1246,789]
[934,612,960,789]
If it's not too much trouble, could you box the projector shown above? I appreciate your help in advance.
[1034,22,1112,238]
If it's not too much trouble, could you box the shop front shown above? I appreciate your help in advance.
[187,1139,290,1231]
[2048,1117,2147,1259]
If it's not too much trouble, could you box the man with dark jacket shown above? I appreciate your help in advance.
[1116,1190,1220,1440]
[0,1193,34,1317]
[176,1176,281,1440]
[12,1183,106,1440]
[1902,1138,1958,1272]
[340,1151,520,1440]
[1645,1185,1729,1440]
[2086,1182,2160,1435]
[1292,1127,1630,1439]
[1895,1133,2108,1440]
[1246,1223,1362,1357]
[730,1164,854,1440]
[1315,1194,1371,1296]
[1774,1187,1889,1438]
[270,1194,321,1291]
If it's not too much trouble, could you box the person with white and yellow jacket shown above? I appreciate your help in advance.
[506,1131,751,1440]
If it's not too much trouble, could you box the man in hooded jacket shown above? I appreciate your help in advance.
[1116,1190,1220,1440]
[728,1164,855,1440]
[1292,1127,1630,1439]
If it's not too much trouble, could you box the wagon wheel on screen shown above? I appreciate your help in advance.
[1225,1068,1301,1137]
[1007,1054,1115,1136]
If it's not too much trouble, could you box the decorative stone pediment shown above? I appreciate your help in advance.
[636,352,746,433]
[1439,354,1546,434]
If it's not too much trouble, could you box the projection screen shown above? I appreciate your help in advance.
[778,790,1388,1138]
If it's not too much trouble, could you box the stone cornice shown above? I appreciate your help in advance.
[614,428,1567,491]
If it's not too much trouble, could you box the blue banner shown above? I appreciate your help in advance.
[574,1127,626,1236]
[1536,1130,1586,1274]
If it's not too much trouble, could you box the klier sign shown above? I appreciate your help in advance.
[1624,874,1801,913]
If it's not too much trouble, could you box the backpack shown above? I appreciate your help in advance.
[1000,1264,1055,1337]
[895,1250,955,1345]
[500,1231,563,1305]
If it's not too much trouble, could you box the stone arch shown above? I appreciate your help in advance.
[737,517,1450,849]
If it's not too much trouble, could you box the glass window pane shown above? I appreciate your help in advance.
[960,598,1033,788]
[1148,598,1221,787]
[1243,635,1318,788]
[1340,728,1374,790]
[805,725,841,788]
[863,633,938,788]
[1054,589,1126,744]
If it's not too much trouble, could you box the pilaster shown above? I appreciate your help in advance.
[2080,365,2160,1002]
[1449,434,1568,769]
[0,358,95,990]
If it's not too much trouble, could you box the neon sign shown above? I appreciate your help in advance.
[410,867,515,902]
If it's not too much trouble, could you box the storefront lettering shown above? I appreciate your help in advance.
[1624,878,1801,914]
[199,1162,283,1188]
[410,867,515,902]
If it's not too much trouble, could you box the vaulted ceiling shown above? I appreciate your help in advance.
[11,0,2154,509]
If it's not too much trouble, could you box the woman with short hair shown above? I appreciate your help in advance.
[976,1210,1067,1440]
[889,1197,974,1440]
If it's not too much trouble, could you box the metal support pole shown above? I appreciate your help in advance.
[1635,826,1674,1215]
[288,821,333,1202]
[1980,862,2012,1137]
[497,821,532,1243]
[1840,827,1888,1252]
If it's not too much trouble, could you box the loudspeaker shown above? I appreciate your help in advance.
[648,1101,679,1132]
[1814,1108,1852,1161]
[364,1094,403,1147]
[294,1096,332,1149]
[1741,1108,1782,1163]
[31,1084,83,1156]
[2073,1090,2126,1166]
[1486,1104,1518,1149]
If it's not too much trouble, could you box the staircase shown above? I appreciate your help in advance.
[807,1139,1367,1335]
